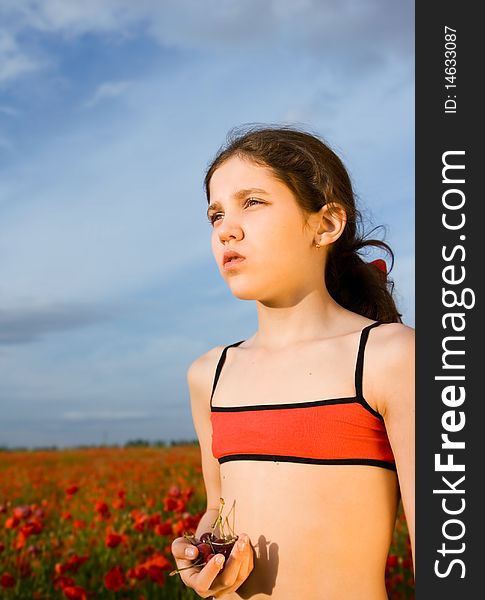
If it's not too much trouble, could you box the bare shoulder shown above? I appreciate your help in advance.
[371,321,415,357]
[186,345,226,398]
[365,322,415,415]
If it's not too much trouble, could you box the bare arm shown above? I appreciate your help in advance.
[371,324,416,569]
[171,346,254,597]
[187,346,225,513]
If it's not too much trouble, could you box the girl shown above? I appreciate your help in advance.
[171,125,414,599]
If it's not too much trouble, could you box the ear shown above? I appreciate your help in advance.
[313,202,347,247]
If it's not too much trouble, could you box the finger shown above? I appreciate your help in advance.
[171,538,199,561]
[232,534,254,582]
[187,553,226,593]
[236,534,254,577]
[215,534,252,589]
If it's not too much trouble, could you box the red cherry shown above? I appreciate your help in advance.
[199,532,214,543]
[211,536,237,560]
[195,542,212,562]
[220,545,234,559]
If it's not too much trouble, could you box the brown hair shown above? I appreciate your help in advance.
[204,124,402,323]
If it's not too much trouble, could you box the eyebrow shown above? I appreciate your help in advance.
[206,188,269,215]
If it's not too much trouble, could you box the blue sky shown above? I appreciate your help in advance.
[0,0,414,449]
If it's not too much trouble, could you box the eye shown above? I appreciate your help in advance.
[208,212,223,225]
[245,197,263,207]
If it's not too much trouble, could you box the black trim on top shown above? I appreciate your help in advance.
[354,321,383,398]
[212,396,358,411]
[218,453,396,471]
[355,321,384,420]
[211,396,383,419]
[210,340,245,407]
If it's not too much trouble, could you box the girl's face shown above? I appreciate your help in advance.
[208,155,323,303]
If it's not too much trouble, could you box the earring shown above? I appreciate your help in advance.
[315,242,321,248]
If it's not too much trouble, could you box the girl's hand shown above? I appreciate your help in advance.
[171,533,254,598]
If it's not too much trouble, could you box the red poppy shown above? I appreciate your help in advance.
[129,553,171,588]
[163,497,178,512]
[105,531,127,549]
[53,575,76,590]
[182,487,194,502]
[21,519,43,537]
[127,565,148,581]
[13,505,32,520]
[173,512,202,536]
[104,565,126,592]
[14,532,28,550]
[55,554,90,575]
[155,520,172,536]
[5,515,20,529]
[94,501,109,516]
[386,554,399,569]
[148,513,161,528]
[145,554,171,587]
[1,572,16,588]
[65,485,79,496]
[62,585,88,600]
[132,513,148,533]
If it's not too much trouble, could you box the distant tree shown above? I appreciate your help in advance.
[124,439,152,447]
[169,439,199,447]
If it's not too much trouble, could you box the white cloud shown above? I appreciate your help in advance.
[62,410,149,421]
[0,1,413,86]
[84,80,132,108]
[0,0,140,37]
[0,29,40,85]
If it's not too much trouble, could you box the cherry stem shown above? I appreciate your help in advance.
[169,561,205,577]
[211,497,226,538]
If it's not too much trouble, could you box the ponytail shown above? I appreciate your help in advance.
[326,232,402,323]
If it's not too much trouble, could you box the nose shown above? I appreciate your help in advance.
[216,213,244,245]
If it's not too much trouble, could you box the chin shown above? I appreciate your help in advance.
[229,288,259,301]
[225,280,262,301]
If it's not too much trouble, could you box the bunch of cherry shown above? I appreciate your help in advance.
[187,530,238,567]
[170,498,238,576]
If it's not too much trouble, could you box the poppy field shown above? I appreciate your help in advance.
[0,445,414,599]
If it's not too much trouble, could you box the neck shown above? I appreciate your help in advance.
[251,284,349,350]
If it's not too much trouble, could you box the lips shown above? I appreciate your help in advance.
[223,250,245,269]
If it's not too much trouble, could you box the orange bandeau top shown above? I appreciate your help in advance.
[210,321,396,471]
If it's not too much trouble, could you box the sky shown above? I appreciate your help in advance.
[0,0,414,449]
